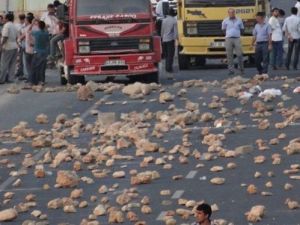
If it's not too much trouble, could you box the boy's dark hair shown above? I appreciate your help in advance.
[256,12,266,17]
[19,14,26,21]
[291,7,298,15]
[48,3,55,9]
[279,9,285,17]
[5,13,14,22]
[27,12,34,19]
[39,21,46,30]
[196,203,212,220]
[26,16,33,24]
[272,7,279,12]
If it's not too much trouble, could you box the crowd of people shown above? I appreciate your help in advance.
[0,0,67,86]
[157,0,300,78]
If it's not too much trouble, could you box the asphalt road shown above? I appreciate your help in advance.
[1,1,300,224]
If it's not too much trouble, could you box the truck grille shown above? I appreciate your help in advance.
[89,38,140,53]
[185,21,223,37]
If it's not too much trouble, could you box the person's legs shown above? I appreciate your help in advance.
[15,48,24,77]
[22,50,29,79]
[7,49,18,82]
[225,38,234,74]
[40,53,48,83]
[233,38,244,72]
[293,39,300,69]
[262,43,270,74]
[272,41,277,68]
[277,41,283,67]
[168,40,175,72]
[255,44,263,74]
[25,53,34,83]
[31,54,40,85]
[286,40,294,69]
[50,34,65,58]
[165,41,171,72]
[0,50,9,83]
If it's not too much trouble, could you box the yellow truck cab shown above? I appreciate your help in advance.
[177,0,270,69]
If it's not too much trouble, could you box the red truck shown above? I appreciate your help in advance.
[57,0,161,85]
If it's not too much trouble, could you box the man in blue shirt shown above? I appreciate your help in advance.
[252,12,272,75]
[222,8,244,76]
[30,20,49,85]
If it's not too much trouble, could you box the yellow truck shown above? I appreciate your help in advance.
[177,0,271,69]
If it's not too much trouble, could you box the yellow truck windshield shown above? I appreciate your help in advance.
[185,0,255,7]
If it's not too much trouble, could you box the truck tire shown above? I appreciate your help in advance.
[145,71,159,84]
[68,74,85,85]
[195,56,206,67]
[178,54,190,70]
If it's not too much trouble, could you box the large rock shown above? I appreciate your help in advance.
[77,85,94,101]
[245,205,265,222]
[56,170,80,188]
[159,92,174,103]
[0,208,18,222]
[122,82,151,97]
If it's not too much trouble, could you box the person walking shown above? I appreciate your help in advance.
[269,8,284,70]
[192,203,214,225]
[222,8,245,76]
[252,12,272,75]
[283,7,300,70]
[161,7,177,80]
[0,13,18,84]
[30,20,50,86]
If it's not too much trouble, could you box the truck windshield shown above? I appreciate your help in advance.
[185,0,256,7]
[77,0,149,16]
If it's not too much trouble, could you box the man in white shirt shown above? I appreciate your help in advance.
[41,4,59,36]
[0,13,18,84]
[283,7,300,70]
[269,8,283,70]
[295,0,300,17]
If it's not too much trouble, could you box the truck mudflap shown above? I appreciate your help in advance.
[69,53,160,76]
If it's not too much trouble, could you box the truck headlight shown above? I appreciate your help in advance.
[79,46,90,53]
[78,41,90,53]
[186,23,198,35]
[139,39,151,51]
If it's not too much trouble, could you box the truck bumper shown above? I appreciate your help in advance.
[69,53,160,76]
[179,36,254,57]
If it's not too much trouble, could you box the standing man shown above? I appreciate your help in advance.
[252,12,272,75]
[0,13,18,84]
[269,8,284,70]
[161,7,178,79]
[41,4,59,37]
[222,8,245,76]
[15,14,26,80]
[30,20,50,86]
[192,203,213,225]
[283,7,300,70]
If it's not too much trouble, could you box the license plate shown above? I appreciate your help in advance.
[105,60,125,66]
[211,42,225,48]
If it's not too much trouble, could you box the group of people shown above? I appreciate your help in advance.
[156,0,300,77]
[223,5,300,76]
[0,0,67,86]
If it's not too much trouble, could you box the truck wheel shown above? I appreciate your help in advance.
[178,54,190,70]
[68,74,85,85]
[145,71,159,84]
[195,57,206,67]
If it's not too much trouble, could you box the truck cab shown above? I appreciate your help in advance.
[177,0,270,69]
[59,0,161,84]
